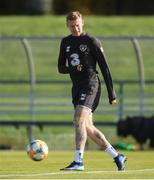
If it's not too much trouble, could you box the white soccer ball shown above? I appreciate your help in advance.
[27,139,48,161]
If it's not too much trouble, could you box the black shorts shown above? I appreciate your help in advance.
[72,80,101,112]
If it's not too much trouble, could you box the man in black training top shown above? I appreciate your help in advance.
[58,11,127,171]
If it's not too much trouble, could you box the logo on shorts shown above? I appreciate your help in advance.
[80,93,86,100]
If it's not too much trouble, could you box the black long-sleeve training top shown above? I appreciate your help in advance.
[58,33,116,101]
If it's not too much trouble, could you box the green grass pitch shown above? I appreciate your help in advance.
[0,150,154,179]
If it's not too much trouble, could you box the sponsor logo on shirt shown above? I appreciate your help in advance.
[66,46,71,52]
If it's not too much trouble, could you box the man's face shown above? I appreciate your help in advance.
[67,18,83,36]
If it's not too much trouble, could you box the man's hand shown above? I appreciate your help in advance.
[111,99,117,104]
[109,98,117,105]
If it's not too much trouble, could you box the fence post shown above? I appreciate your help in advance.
[21,38,36,142]
[131,38,145,116]
[118,81,124,119]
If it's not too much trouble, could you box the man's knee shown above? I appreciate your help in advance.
[73,105,91,126]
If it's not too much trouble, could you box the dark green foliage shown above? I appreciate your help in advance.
[0,0,154,15]
[0,0,52,15]
[52,0,154,15]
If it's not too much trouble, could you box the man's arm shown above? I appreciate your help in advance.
[92,38,116,104]
[58,39,70,74]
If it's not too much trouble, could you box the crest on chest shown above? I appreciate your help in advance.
[79,44,88,52]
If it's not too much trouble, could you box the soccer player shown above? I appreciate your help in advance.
[58,11,127,171]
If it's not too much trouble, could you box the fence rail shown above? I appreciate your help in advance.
[0,80,154,116]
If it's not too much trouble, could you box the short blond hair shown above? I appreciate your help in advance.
[66,11,82,22]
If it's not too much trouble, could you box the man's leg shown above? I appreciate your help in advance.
[74,105,91,152]
[60,105,91,170]
[86,113,127,171]
[86,113,112,149]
